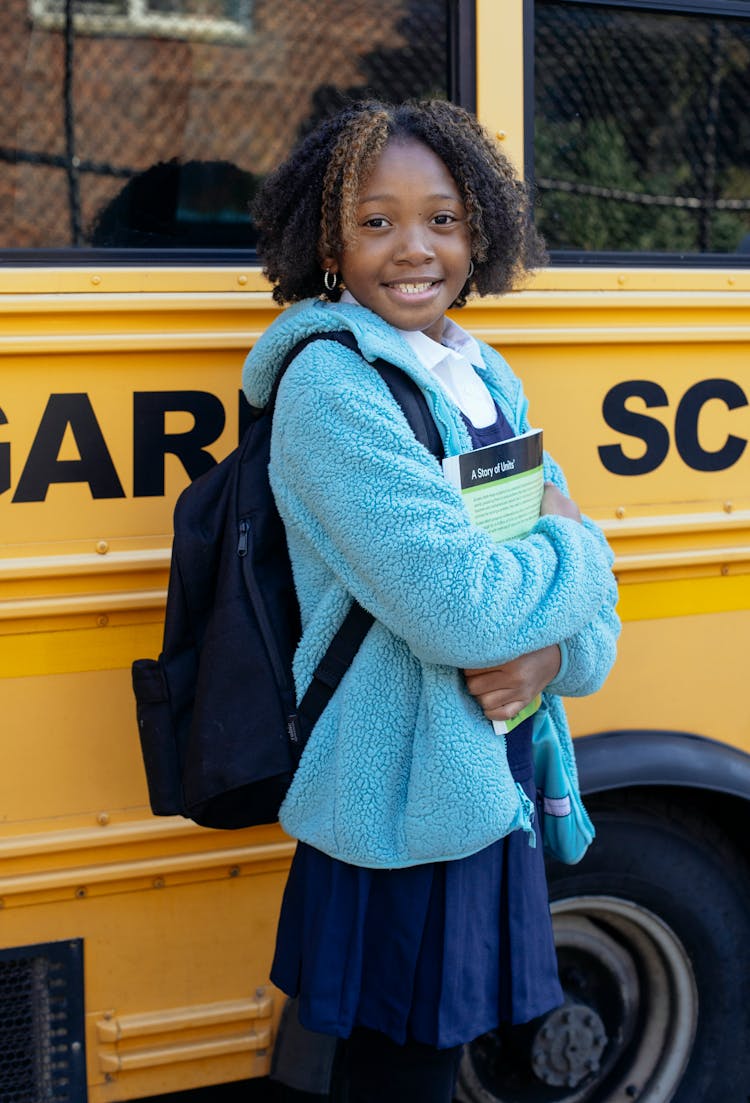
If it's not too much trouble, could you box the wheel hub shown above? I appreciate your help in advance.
[530,1003,608,1088]
[455,895,698,1103]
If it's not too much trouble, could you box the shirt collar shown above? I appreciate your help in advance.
[339,290,485,372]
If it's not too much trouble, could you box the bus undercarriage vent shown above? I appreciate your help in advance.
[0,939,87,1103]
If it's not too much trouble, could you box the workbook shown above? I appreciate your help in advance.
[443,427,544,733]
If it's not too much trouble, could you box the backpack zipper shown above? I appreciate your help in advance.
[237,518,249,556]
[237,517,293,694]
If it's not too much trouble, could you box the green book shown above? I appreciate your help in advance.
[442,427,544,542]
[443,427,544,734]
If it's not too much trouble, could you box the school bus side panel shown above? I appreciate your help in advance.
[2,266,749,1101]
[0,271,288,1102]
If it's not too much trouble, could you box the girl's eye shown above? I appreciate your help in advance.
[432,213,457,226]
[362,216,390,229]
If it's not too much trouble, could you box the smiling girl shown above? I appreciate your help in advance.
[242,100,619,1103]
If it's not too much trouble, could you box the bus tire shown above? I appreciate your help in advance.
[456,793,750,1103]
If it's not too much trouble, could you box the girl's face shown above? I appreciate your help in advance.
[325,138,472,343]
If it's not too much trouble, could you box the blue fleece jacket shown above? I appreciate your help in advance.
[242,298,620,868]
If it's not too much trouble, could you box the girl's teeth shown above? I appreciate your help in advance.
[394,282,433,293]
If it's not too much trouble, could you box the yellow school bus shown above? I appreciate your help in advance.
[1,1,748,1101]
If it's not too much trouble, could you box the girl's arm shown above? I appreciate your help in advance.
[464,483,619,718]
[459,348,620,702]
[271,345,617,671]
[537,449,620,698]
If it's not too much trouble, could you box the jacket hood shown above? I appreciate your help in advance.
[241,297,527,459]
[242,297,426,409]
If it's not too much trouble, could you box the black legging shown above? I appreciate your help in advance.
[342,1026,463,1103]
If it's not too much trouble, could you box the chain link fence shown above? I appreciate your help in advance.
[534,1,750,255]
[0,0,448,250]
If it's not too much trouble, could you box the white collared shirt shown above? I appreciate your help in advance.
[340,290,497,428]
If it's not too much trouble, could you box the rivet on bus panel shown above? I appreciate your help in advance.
[75,887,87,899]
[723,501,733,513]
[153,877,165,889]
[96,540,109,554]
[91,275,101,286]
[97,812,110,826]
[495,131,507,141]
[615,506,626,519]
[238,274,248,285]
[97,614,109,628]
[721,565,730,576]
[617,274,627,286]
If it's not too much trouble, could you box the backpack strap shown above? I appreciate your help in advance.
[267,329,444,461]
[324,329,445,461]
[274,330,444,755]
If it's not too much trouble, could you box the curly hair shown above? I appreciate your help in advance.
[253,99,546,308]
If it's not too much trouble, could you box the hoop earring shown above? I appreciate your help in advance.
[467,260,475,281]
[323,268,338,292]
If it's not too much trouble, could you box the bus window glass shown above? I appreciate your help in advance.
[1,0,449,252]
[533,1,750,259]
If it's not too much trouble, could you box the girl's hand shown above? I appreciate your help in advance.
[541,482,582,523]
[464,645,561,724]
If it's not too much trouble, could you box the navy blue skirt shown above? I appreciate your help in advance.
[270,719,563,1049]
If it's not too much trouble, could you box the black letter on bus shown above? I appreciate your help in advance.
[598,381,670,475]
[674,379,748,472]
[13,394,125,502]
[133,391,225,497]
[0,407,9,495]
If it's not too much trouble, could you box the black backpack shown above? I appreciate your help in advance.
[132,331,442,829]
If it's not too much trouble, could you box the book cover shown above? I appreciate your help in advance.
[442,427,544,734]
[442,428,543,542]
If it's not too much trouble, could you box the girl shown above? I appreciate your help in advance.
[242,100,619,1102]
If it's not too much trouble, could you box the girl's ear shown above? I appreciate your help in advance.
[321,256,339,275]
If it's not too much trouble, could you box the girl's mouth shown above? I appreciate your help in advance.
[385,279,441,298]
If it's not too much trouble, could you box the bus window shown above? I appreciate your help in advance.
[2,0,456,254]
[532,0,750,262]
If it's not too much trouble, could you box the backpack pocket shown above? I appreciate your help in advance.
[132,658,184,816]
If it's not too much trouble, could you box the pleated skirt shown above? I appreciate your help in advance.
[270,718,563,1049]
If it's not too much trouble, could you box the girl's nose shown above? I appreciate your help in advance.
[393,224,435,265]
